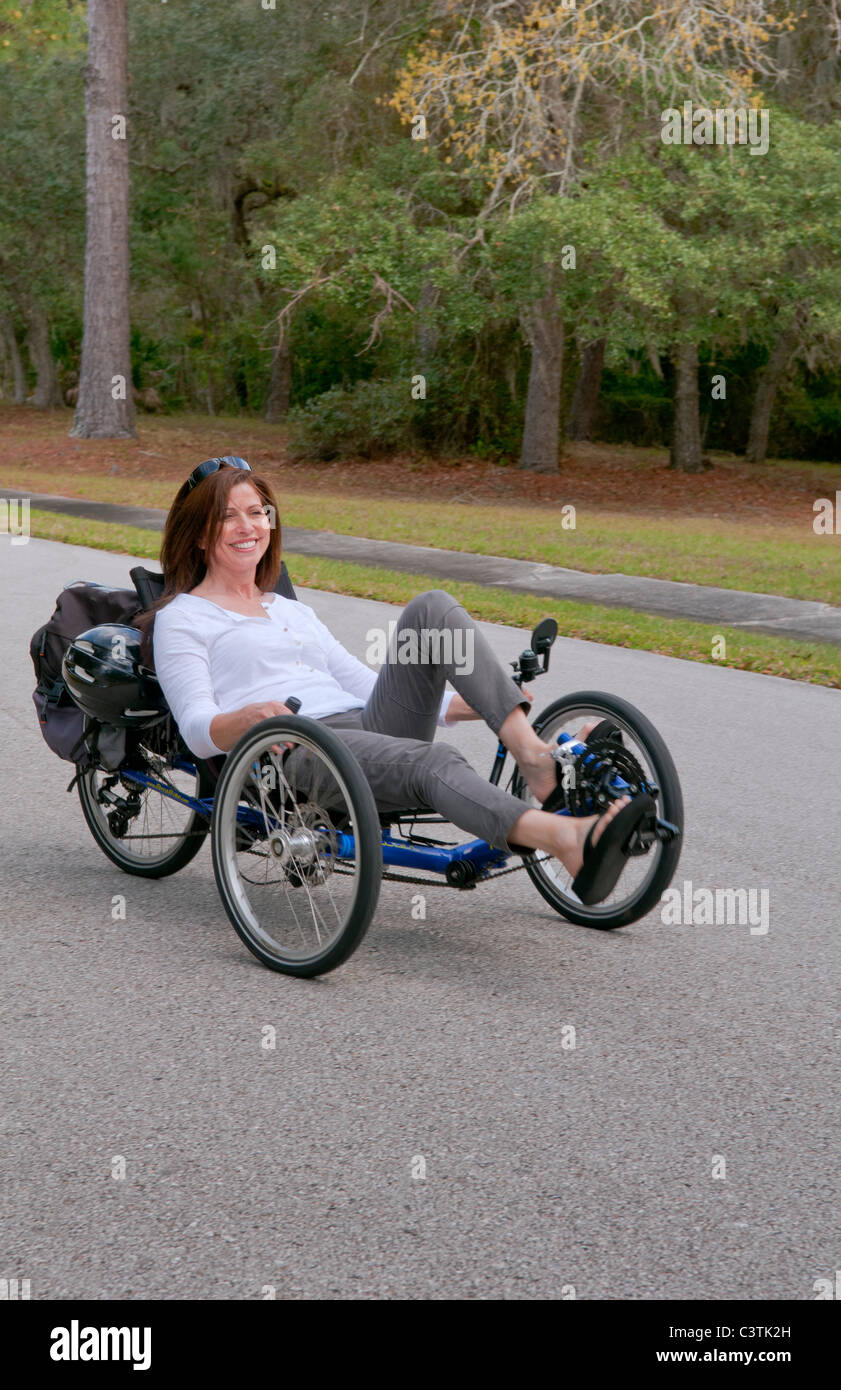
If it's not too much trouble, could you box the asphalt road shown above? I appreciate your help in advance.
[2,536,839,1300]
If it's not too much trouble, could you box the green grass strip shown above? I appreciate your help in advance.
[23,508,841,688]
[5,468,839,605]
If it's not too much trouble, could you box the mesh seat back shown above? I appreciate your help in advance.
[129,561,298,610]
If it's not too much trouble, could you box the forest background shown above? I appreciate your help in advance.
[2,0,841,469]
[2,0,840,686]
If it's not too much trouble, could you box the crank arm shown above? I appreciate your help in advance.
[625,815,681,856]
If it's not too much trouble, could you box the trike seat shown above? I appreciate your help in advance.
[129,560,298,612]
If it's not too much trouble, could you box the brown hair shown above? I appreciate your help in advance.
[137,466,282,666]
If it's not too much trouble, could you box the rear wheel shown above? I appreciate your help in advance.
[510,691,683,928]
[211,715,382,977]
[77,750,212,878]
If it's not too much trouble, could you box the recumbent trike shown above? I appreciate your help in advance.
[61,563,684,977]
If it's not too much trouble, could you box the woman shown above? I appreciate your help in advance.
[140,456,652,905]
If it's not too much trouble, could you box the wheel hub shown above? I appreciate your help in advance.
[267,825,320,867]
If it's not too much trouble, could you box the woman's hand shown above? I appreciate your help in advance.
[246,701,299,755]
[443,692,480,724]
[444,684,533,725]
[210,700,299,754]
[245,700,297,724]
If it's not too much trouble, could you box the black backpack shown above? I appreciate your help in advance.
[31,580,143,767]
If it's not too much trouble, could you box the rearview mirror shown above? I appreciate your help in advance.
[531,617,558,655]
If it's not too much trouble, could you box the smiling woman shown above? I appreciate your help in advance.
[137,455,653,903]
[137,457,283,639]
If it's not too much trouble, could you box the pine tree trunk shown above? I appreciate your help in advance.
[0,313,27,403]
[24,299,62,408]
[669,340,704,473]
[746,306,806,464]
[566,337,606,441]
[264,341,291,422]
[518,290,563,473]
[70,0,135,439]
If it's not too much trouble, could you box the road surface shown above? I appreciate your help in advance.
[1,536,838,1299]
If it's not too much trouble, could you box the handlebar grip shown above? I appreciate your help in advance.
[284,696,302,714]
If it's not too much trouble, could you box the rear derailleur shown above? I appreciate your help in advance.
[95,774,143,839]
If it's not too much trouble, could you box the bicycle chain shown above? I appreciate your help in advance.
[332,855,546,888]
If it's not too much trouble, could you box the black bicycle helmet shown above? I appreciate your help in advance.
[62,624,168,729]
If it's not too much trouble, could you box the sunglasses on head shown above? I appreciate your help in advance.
[186,456,252,491]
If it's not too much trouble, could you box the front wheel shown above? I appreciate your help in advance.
[211,715,382,977]
[510,691,683,929]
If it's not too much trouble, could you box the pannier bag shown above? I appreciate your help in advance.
[30,580,143,767]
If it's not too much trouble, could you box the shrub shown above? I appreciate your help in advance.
[286,378,416,460]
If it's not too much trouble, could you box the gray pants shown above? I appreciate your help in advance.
[287,589,533,852]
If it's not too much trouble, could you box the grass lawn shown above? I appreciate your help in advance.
[5,474,838,603]
[4,408,839,684]
[24,508,841,689]
[1,408,838,606]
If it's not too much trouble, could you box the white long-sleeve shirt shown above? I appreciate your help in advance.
[152,591,455,759]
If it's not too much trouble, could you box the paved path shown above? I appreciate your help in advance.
[2,534,839,1299]
[3,486,838,645]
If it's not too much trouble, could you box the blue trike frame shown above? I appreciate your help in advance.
[116,731,647,890]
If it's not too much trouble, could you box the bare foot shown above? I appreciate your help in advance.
[562,794,631,878]
[518,719,601,805]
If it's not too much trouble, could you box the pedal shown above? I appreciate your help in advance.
[625,823,655,856]
[625,815,680,856]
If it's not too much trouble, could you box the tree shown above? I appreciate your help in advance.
[567,338,607,442]
[746,304,809,463]
[123,0,393,416]
[23,293,63,406]
[0,8,85,409]
[259,167,441,361]
[742,3,841,461]
[572,114,841,470]
[390,0,799,472]
[0,309,26,402]
[70,0,134,438]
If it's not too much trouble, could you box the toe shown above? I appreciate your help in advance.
[591,794,630,848]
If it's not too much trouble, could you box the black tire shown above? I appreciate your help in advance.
[511,691,684,929]
[211,715,382,977]
[77,757,213,878]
